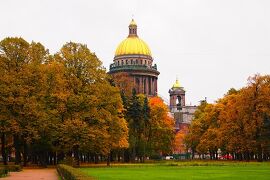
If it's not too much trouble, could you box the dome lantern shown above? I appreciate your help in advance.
[172,78,181,88]
[128,19,137,37]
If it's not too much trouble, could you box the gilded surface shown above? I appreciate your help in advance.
[115,37,152,56]
[173,79,181,88]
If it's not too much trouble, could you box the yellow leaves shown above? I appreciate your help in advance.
[0,37,130,159]
[187,74,270,155]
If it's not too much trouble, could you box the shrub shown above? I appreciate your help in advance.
[150,154,162,160]
[0,165,22,172]
[0,168,8,177]
[57,164,95,180]
[59,157,77,167]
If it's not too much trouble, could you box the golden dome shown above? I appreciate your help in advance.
[172,79,181,88]
[115,37,152,56]
[115,19,152,57]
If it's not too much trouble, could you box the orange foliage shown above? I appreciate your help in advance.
[185,74,270,161]
[174,125,189,154]
[148,97,175,154]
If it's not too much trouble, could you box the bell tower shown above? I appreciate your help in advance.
[169,78,186,112]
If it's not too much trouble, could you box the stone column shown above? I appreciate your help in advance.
[149,76,151,95]
[139,76,142,94]
[143,77,146,94]
[145,76,149,96]
[155,77,158,95]
[152,77,155,95]
[138,76,142,93]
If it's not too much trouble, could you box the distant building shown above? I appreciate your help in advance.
[109,19,159,96]
[169,79,197,131]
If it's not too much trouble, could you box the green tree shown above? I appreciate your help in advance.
[126,89,144,162]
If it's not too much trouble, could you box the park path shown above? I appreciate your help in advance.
[2,168,58,180]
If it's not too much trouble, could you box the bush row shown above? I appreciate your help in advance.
[0,165,22,172]
[57,164,95,180]
[0,168,8,177]
[0,165,22,178]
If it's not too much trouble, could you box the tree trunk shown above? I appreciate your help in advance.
[54,152,57,165]
[124,149,130,162]
[107,152,111,166]
[1,133,8,165]
[94,154,99,164]
[117,152,120,162]
[57,151,64,163]
[131,145,136,162]
[23,142,28,166]
[73,146,80,167]
[14,135,21,165]
[257,145,263,162]
[192,148,195,159]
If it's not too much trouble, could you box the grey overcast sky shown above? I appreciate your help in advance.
[1,0,270,105]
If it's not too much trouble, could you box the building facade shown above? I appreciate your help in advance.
[169,79,197,130]
[109,19,159,96]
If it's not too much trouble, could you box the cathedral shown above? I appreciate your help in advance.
[109,19,159,96]
[109,19,196,131]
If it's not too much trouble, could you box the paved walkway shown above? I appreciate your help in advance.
[2,169,58,180]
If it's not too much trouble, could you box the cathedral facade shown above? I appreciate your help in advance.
[109,19,159,96]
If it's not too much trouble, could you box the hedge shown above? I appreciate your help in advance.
[0,168,8,178]
[0,165,22,172]
[57,164,95,180]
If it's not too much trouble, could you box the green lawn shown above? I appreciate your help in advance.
[80,162,270,180]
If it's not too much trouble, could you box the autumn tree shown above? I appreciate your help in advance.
[185,75,270,161]
[174,125,189,154]
[0,38,129,166]
[184,101,208,158]
[148,97,175,156]
[52,42,128,166]
[0,37,49,166]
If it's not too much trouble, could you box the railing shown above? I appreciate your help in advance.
[109,63,158,72]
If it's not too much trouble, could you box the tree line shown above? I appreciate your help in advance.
[185,75,270,161]
[0,37,175,167]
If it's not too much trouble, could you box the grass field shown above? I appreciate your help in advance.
[80,161,270,180]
